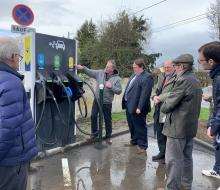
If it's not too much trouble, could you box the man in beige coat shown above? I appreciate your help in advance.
[151,60,176,161]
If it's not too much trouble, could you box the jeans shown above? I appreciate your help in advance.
[213,141,220,173]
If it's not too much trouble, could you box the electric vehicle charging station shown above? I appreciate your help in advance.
[17,32,81,151]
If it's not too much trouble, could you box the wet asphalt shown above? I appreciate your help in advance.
[27,130,220,190]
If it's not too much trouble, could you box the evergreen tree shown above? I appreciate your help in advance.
[76,11,161,76]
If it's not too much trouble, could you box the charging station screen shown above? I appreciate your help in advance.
[35,33,76,74]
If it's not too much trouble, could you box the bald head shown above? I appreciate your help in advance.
[0,37,20,70]
[163,60,174,75]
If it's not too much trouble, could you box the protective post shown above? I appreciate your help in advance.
[94,84,107,149]
[98,84,104,142]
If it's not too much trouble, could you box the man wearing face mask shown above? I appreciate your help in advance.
[151,60,176,162]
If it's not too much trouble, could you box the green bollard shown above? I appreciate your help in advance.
[98,84,104,142]
[94,84,107,149]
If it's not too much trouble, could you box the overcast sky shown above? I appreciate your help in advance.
[0,0,217,65]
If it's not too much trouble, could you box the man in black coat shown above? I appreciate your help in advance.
[122,58,153,154]
[199,41,220,179]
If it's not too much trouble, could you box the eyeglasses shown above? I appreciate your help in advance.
[173,64,181,67]
[14,54,23,62]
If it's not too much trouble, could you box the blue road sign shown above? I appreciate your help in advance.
[12,4,34,26]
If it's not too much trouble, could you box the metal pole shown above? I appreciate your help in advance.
[98,84,104,142]
[94,84,107,149]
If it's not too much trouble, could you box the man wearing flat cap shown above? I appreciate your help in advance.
[160,54,202,190]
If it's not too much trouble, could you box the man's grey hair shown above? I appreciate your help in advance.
[182,63,193,71]
[108,59,116,70]
[0,37,20,62]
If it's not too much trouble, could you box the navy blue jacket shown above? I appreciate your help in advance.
[209,64,220,136]
[0,63,38,166]
[122,71,153,115]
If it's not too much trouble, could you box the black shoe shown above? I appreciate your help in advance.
[152,153,165,161]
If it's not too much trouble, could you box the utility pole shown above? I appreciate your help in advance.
[67,32,75,39]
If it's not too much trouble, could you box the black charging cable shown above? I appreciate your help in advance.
[34,72,58,145]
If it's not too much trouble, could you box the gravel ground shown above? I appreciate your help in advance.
[197,120,213,144]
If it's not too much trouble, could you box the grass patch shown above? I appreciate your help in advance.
[112,112,126,121]
[200,107,210,121]
[112,111,153,122]
[112,107,210,122]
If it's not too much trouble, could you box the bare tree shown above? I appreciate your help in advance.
[207,0,220,40]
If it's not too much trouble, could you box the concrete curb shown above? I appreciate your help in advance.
[147,121,215,152]
[34,129,130,161]
[194,137,214,151]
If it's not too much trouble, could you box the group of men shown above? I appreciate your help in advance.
[0,36,220,190]
[153,54,202,190]
[76,58,153,153]
[152,43,220,190]
[77,44,220,189]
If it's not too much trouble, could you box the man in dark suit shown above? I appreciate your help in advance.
[122,58,153,154]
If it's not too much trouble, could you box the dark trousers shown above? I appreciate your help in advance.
[91,100,112,138]
[214,141,220,173]
[0,163,28,190]
[156,123,167,155]
[166,138,193,190]
[154,111,167,155]
[126,109,148,149]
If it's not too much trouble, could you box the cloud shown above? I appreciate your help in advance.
[0,0,217,63]
[151,29,212,65]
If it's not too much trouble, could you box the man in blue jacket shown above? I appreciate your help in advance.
[122,58,153,154]
[0,37,38,190]
[199,41,220,179]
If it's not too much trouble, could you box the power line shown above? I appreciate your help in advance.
[152,13,207,33]
[77,14,208,50]
[153,13,206,30]
[129,0,168,16]
[153,17,207,33]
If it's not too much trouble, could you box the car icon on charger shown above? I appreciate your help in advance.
[49,41,56,48]
[55,40,65,51]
